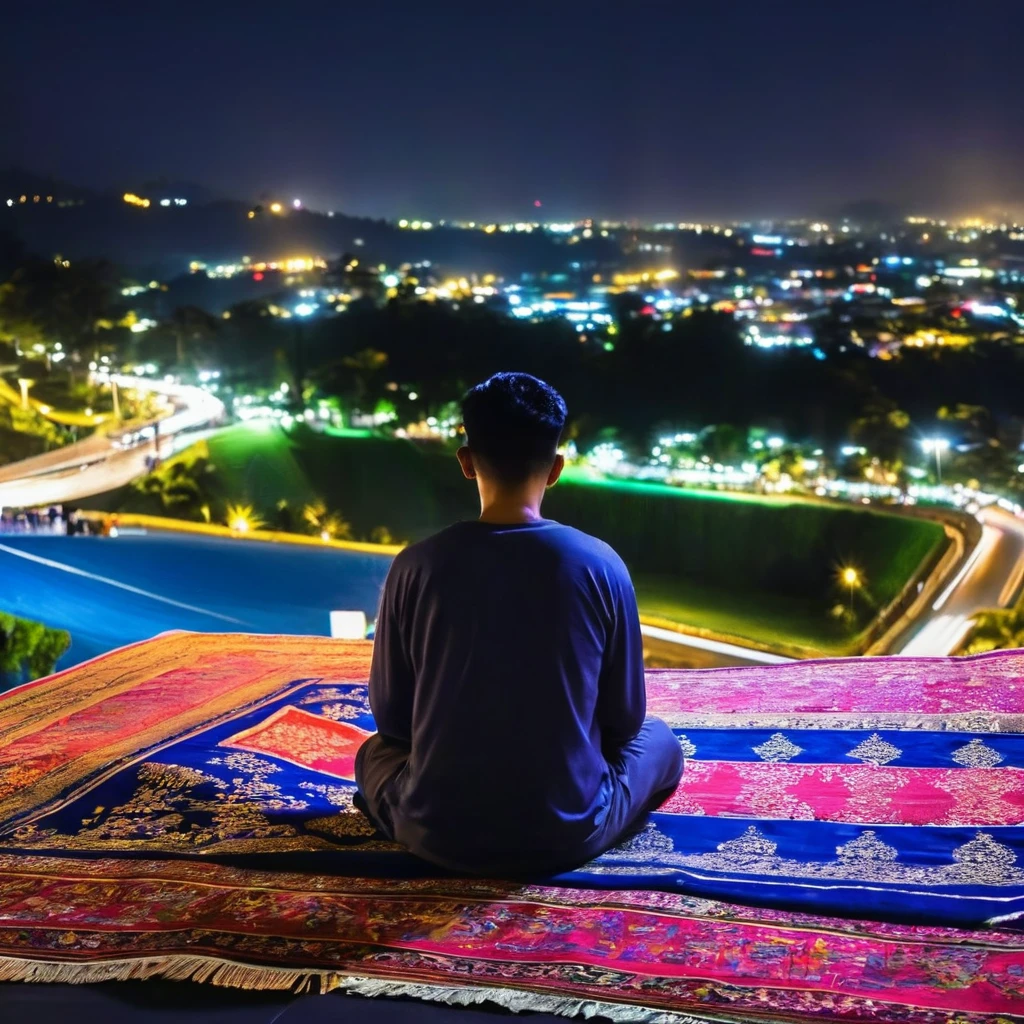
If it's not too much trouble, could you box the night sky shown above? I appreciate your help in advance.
[5,1,1022,221]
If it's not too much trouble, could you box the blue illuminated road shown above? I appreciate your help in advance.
[0,532,393,672]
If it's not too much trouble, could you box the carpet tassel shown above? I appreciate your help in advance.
[0,955,732,1023]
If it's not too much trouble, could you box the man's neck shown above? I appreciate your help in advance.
[477,500,545,525]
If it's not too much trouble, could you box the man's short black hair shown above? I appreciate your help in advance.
[461,372,567,483]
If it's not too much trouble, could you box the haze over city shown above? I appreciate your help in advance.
[4,0,1023,222]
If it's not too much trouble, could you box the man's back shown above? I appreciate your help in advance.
[368,518,646,872]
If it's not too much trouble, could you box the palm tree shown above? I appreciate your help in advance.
[963,607,1024,655]
[302,499,352,539]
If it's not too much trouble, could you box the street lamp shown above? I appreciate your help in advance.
[920,438,950,484]
[840,566,861,619]
[16,378,34,411]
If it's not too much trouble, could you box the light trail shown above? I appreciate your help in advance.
[0,376,224,509]
[640,623,792,665]
[931,523,998,612]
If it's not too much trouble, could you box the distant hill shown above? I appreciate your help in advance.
[0,170,620,279]
[0,168,95,204]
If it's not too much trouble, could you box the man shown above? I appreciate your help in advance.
[355,372,683,875]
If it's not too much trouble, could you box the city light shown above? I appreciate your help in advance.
[921,438,950,483]
[123,192,150,208]
[269,202,283,214]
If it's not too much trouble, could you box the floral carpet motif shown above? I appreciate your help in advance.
[1,632,1023,1022]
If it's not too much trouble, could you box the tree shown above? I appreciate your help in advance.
[963,607,1024,655]
[316,348,389,416]
[937,403,995,445]
[0,259,119,370]
[302,499,352,539]
[699,424,748,464]
[0,612,70,685]
[168,305,219,366]
[849,399,911,471]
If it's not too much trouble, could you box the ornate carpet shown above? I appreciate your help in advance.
[1,632,1023,1022]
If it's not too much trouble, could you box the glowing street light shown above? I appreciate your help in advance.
[920,438,950,483]
[840,566,862,619]
[16,378,34,411]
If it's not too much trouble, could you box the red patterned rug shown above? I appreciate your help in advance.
[0,632,1022,1023]
[3,853,1023,1023]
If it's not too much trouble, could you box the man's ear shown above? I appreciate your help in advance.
[456,446,477,480]
[546,453,565,487]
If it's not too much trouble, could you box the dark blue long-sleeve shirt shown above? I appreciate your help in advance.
[367,517,646,871]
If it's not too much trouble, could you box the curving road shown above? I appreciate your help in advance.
[3,378,1022,668]
[0,376,225,509]
[894,505,1024,656]
[0,507,1020,677]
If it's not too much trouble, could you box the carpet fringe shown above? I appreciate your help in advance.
[332,976,738,1023]
[0,955,737,1023]
[0,954,321,993]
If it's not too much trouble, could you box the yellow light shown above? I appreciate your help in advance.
[123,192,151,208]
[841,568,860,587]
[270,202,283,214]
[225,503,263,534]
[398,219,409,228]
[247,210,255,219]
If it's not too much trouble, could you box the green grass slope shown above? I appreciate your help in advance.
[95,424,945,655]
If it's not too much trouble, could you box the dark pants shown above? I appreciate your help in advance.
[354,717,684,873]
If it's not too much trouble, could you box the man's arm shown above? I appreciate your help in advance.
[596,562,647,753]
[368,560,416,745]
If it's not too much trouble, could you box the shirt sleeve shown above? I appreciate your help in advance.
[596,560,647,752]
[368,560,416,744]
